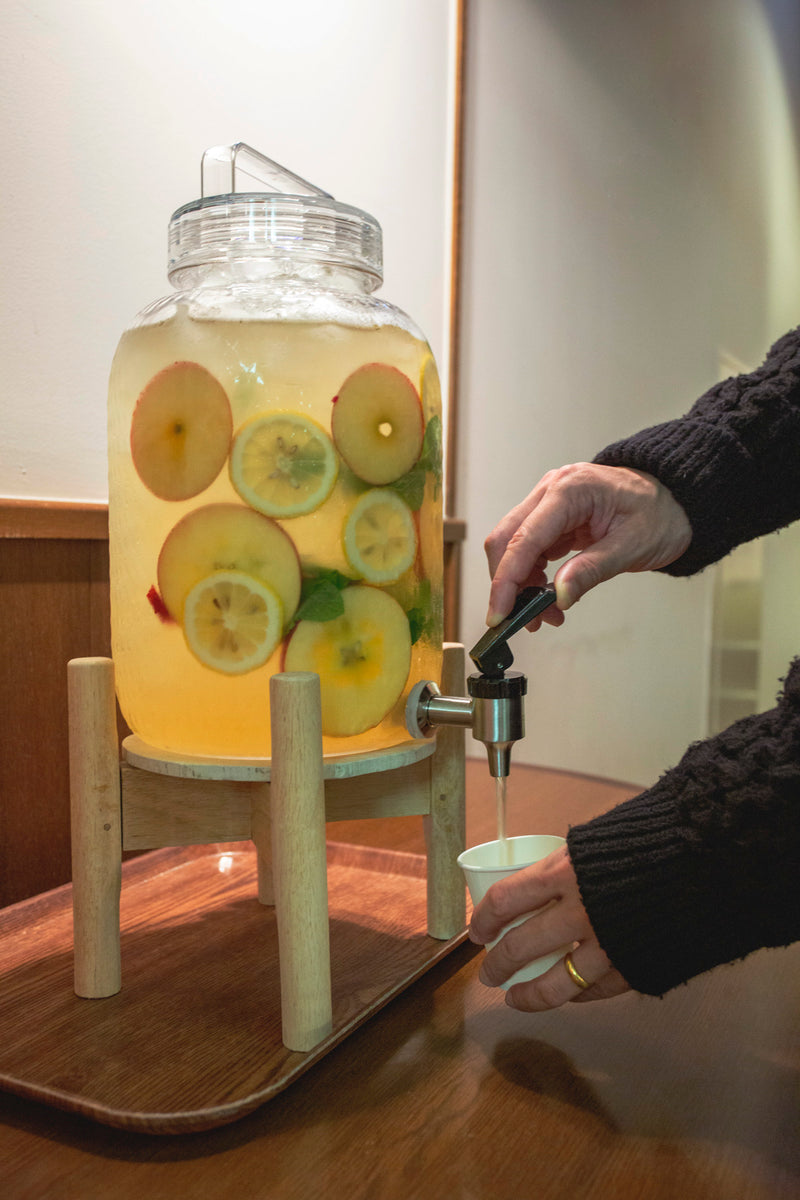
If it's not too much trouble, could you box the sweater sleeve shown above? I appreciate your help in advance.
[566,659,800,996]
[593,326,800,575]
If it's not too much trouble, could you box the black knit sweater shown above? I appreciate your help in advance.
[565,326,800,995]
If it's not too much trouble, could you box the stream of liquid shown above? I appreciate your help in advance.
[496,774,511,865]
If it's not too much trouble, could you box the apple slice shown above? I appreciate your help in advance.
[157,503,301,626]
[183,570,283,674]
[130,361,232,501]
[283,585,411,736]
[331,363,423,485]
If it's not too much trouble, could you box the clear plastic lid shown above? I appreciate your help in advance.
[167,143,383,288]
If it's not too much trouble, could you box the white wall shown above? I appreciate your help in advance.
[0,0,455,502]
[458,0,800,785]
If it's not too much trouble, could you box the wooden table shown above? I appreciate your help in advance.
[1,761,798,1200]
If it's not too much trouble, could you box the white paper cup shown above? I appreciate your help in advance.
[458,835,570,990]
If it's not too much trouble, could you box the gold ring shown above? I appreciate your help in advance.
[564,952,591,990]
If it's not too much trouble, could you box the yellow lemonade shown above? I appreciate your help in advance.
[108,305,443,758]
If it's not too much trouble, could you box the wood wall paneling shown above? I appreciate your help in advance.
[0,531,111,906]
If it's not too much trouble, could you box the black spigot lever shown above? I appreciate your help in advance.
[468,585,557,678]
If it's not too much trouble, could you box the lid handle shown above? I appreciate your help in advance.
[200,143,332,199]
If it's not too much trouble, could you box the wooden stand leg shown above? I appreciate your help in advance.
[424,643,467,939]
[251,783,274,905]
[68,657,122,998]
[270,672,332,1052]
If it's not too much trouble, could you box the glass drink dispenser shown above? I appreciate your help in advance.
[108,145,443,759]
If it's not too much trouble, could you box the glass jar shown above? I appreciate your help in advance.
[108,148,443,759]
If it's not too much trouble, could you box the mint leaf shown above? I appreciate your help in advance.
[411,414,443,501]
[302,567,353,592]
[291,568,353,625]
[389,465,426,510]
[405,580,432,644]
[407,607,426,644]
[419,414,442,475]
[293,579,345,623]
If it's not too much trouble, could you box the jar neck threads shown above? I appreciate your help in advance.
[167,194,383,292]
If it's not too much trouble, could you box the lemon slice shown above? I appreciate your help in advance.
[183,570,283,675]
[343,489,418,583]
[419,353,441,415]
[230,411,338,518]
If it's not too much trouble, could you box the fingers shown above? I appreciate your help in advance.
[568,968,630,1004]
[530,604,565,632]
[484,484,550,578]
[483,462,693,625]
[479,917,620,1011]
[468,846,570,947]
[490,493,640,620]
[478,911,630,1011]
[476,890,593,989]
[469,845,631,1011]
[552,528,641,608]
[501,942,614,1011]
[485,485,587,625]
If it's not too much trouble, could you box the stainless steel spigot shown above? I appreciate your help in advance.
[405,585,556,778]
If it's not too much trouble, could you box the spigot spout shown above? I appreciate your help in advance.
[468,671,527,778]
[406,680,471,738]
[486,742,513,780]
[405,672,527,779]
[406,585,551,780]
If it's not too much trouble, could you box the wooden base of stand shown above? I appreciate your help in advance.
[67,646,467,1053]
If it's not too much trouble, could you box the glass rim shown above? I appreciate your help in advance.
[457,834,565,870]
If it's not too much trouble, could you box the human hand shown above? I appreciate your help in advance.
[484,462,692,626]
[468,843,630,1010]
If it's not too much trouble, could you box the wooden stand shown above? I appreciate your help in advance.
[67,645,467,1053]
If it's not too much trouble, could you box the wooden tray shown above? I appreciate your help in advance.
[0,840,468,1134]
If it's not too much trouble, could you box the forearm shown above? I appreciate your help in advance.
[567,659,800,996]
[594,327,800,575]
